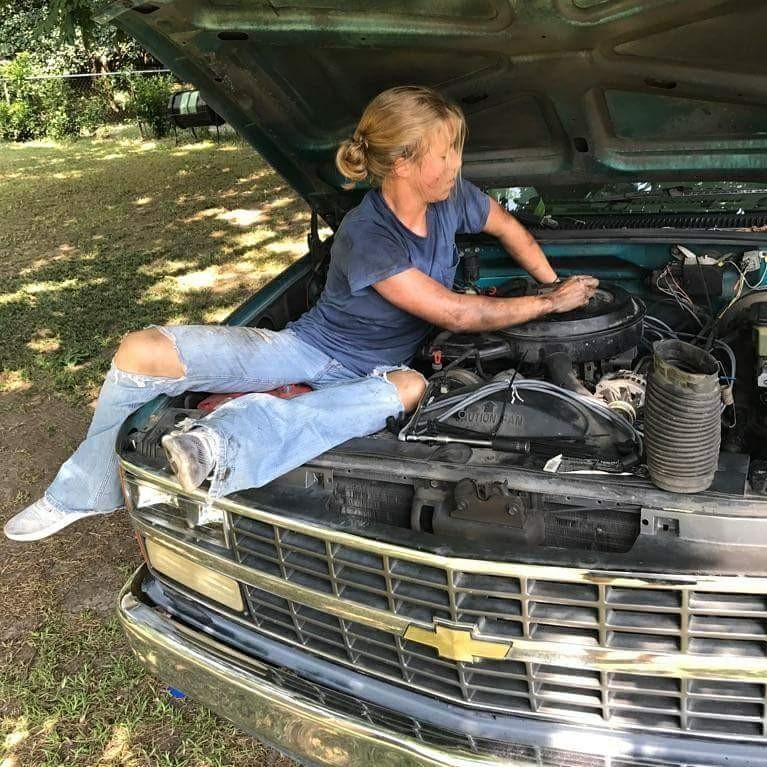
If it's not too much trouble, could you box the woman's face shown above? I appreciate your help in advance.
[410,122,462,203]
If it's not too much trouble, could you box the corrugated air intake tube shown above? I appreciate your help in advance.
[645,340,722,493]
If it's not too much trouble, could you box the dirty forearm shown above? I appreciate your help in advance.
[449,292,553,333]
[497,216,558,284]
[483,196,557,284]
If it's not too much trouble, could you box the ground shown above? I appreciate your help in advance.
[0,125,309,766]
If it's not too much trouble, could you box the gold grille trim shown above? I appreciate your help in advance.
[130,517,767,682]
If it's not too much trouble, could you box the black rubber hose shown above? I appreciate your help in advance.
[644,339,721,493]
[545,350,591,395]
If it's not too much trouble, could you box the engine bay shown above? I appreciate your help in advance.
[403,282,646,470]
[395,245,767,496]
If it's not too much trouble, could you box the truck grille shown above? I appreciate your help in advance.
[266,665,711,767]
[230,514,767,741]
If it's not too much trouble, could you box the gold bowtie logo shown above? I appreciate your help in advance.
[403,620,513,663]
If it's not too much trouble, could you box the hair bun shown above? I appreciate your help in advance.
[335,135,369,186]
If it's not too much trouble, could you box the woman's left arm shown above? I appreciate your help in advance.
[482,196,558,284]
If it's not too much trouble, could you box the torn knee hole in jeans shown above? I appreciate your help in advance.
[371,365,428,387]
[371,366,427,414]
[112,324,188,383]
[151,325,189,377]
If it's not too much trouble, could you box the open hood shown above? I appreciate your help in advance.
[97,0,767,215]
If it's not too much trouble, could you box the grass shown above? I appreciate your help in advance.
[0,123,315,405]
[0,124,307,765]
[1,609,291,766]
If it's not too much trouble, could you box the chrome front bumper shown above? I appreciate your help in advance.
[119,568,767,767]
[119,573,528,767]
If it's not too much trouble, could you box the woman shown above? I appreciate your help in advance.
[5,85,597,542]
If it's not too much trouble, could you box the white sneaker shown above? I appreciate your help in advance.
[3,498,116,542]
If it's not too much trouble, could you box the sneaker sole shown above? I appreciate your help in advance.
[161,434,205,493]
[4,508,117,542]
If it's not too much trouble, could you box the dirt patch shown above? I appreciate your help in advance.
[0,388,140,640]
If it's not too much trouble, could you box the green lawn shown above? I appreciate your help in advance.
[1,609,294,767]
[0,123,313,404]
[0,124,305,766]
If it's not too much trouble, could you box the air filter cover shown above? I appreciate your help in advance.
[499,283,645,362]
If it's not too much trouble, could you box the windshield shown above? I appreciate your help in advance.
[488,181,767,218]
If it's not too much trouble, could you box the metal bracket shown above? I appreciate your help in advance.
[640,507,767,546]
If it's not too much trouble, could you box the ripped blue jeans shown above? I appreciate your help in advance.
[43,325,407,516]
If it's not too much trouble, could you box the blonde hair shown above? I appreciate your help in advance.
[335,85,466,188]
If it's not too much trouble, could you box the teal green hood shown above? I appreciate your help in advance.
[97,0,767,213]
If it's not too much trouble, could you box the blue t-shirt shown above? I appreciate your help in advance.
[290,178,491,375]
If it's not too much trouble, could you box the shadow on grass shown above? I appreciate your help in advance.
[0,130,318,403]
[0,605,296,767]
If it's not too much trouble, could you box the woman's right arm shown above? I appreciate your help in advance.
[373,269,598,333]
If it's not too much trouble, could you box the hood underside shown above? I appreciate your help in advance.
[98,0,767,211]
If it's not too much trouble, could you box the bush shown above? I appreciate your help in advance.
[42,80,112,140]
[126,73,175,139]
[0,53,48,140]
[41,80,82,139]
[79,90,111,133]
[0,99,36,142]
[0,53,116,141]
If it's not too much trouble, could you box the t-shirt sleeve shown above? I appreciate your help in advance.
[343,228,412,295]
[453,177,491,234]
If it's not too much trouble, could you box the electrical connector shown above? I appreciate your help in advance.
[742,249,767,274]
[673,245,717,265]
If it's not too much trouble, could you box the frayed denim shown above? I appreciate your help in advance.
[43,325,406,516]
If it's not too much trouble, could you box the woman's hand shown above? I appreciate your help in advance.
[543,275,599,314]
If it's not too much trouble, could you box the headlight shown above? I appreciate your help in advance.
[144,537,244,612]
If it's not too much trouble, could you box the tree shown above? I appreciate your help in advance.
[0,0,159,75]
[0,0,166,140]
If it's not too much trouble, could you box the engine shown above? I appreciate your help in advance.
[399,283,647,470]
[397,266,767,496]
[425,283,644,385]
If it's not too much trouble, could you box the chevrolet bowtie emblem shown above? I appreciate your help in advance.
[403,620,513,663]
